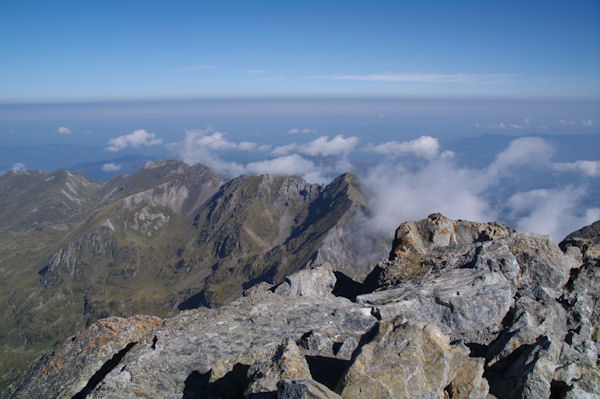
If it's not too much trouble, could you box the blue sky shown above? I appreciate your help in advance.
[1,0,599,101]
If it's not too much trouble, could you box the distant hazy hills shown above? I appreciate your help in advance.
[0,159,388,389]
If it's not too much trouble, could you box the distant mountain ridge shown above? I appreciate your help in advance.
[0,160,388,389]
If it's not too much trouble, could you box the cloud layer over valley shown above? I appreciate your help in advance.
[100,127,599,242]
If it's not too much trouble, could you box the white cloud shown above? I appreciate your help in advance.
[506,187,600,241]
[509,118,531,129]
[370,136,441,159]
[177,130,245,177]
[552,160,600,177]
[489,118,531,130]
[582,120,594,127]
[246,154,326,182]
[301,135,359,157]
[560,120,576,126]
[360,135,597,242]
[489,122,507,129]
[57,126,71,135]
[488,137,554,176]
[361,158,492,237]
[247,70,266,73]
[175,130,358,183]
[105,129,163,152]
[441,150,455,159]
[101,163,122,172]
[288,128,318,135]
[271,143,298,156]
[11,162,26,171]
[190,131,239,150]
[319,73,514,83]
[181,129,270,153]
[272,135,358,157]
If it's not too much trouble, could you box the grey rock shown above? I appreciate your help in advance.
[6,315,162,398]
[334,336,358,360]
[245,339,312,397]
[93,292,374,398]
[297,330,334,357]
[359,214,599,399]
[275,264,337,298]
[337,319,485,399]
[278,379,343,399]
[445,356,489,399]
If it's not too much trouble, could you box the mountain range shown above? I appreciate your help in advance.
[0,160,388,390]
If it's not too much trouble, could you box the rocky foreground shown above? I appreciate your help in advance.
[6,214,599,398]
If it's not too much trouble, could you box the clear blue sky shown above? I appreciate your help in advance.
[1,0,599,102]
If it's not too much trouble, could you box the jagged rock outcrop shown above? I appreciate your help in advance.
[245,339,312,396]
[6,214,599,399]
[9,315,161,398]
[274,264,337,298]
[337,319,487,399]
[278,379,343,399]
[357,214,598,398]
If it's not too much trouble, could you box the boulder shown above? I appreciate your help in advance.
[245,339,312,397]
[275,264,336,298]
[278,379,343,399]
[337,319,486,399]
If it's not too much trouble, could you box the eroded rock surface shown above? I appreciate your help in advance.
[337,319,481,399]
[6,214,599,399]
[9,315,162,398]
[245,339,312,397]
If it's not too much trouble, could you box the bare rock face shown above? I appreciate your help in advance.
[6,285,376,398]
[278,379,343,399]
[7,214,600,399]
[8,315,161,398]
[389,212,514,260]
[359,213,598,399]
[245,339,312,396]
[275,264,337,298]
[337,319,482,399]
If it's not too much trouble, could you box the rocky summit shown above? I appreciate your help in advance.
[6,214,599,398]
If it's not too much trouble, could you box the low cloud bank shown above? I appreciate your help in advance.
[175,129,357,182]
[552,160,600,177]
[105,129,163,152]
[11,162,26,171]
[101,163,121,172]
[171,129,599,241]
[57,126,71,135]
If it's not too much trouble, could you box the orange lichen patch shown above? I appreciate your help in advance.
[86,321,123,349]
[42,316,162,376]
[393,234,416,257]
[86,316,162,349]
[42,360,64,375]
